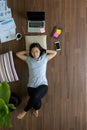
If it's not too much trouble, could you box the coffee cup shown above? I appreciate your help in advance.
[16,33,22,40]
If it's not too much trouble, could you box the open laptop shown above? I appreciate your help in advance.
[27,11,45,32]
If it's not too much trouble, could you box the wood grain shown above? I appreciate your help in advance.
[0,0,87,130]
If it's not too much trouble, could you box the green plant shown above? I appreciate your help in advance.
[0,81,16,128]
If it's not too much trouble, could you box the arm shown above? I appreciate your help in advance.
[46,50,57,61]
[16,50,29,61]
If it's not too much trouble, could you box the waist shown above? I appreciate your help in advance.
[28,84,48,89]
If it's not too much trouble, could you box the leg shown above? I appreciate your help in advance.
[24,85,48,112]
[32,100,41,117]
[17,87,35,119]
[17,85,48,119]
[33,100,42,110]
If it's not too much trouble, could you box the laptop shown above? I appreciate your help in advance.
[27,11,45,32]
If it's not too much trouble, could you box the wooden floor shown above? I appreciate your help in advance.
[1,0,87,130]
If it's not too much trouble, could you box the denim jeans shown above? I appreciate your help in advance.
[24,84,48,112]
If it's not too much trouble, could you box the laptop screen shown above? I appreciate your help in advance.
[27,11,45,21]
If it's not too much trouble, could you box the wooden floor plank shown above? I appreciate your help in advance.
[0,0,87,130]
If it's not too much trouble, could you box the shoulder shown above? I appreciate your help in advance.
[41,53,48,61]
[25,55,32,62]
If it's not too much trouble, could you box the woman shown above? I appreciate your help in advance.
[16,43,57,119]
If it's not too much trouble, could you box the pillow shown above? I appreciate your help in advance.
[0,51,19,83]
[25,35,47,50]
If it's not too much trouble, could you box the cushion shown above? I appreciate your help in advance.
[0,51,19,83]
[25,35,47,50]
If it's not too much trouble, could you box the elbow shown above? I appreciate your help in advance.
[16,52,18,56]
[16,52,20,57]
[53,51,57,57]
[55,51,57,56]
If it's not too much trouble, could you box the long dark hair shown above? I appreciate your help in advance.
[29,43,46,57]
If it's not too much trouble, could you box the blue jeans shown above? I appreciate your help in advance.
[24,84,48,112]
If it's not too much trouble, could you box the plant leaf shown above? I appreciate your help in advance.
[0,98,9,114]
[4,112,12,128]
[8,103,16,110]
[0,110,5,128]
[0,81,11,104]
[0,98,9,127]
[0,116,4,128]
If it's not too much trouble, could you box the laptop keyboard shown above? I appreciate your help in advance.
[29,21,44,28]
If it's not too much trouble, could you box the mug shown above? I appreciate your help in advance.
[16,33,22,40]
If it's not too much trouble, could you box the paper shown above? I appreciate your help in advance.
[0,28,16,43]
[40,28,45,33]
[0,18,16,31]
[0,17,16,43]
[0,0,17,43]
[53,32,59,38]
[0,0,6,11]
[0,8,12,21]
[56,29,62,34]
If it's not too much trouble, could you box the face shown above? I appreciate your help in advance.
[31,47,40,59]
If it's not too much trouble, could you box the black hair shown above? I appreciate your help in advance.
[29,43,46,57]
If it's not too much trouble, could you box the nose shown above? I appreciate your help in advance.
[33,52,37,57]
